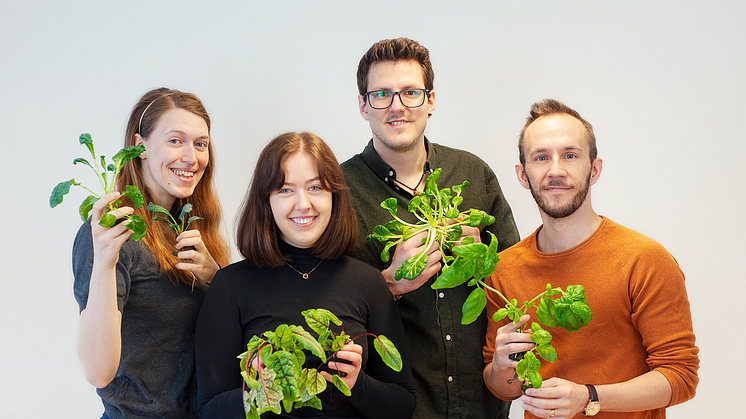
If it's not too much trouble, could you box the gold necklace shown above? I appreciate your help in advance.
[286,259,324,279]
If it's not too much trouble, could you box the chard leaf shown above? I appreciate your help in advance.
[185,216,203,229]
[367,225,393,242]
[424,168,442,194]
[295,395,322,410]
[380,198,398,217]
[79,195,98,222]
[302,308,341,335]
[106,163,116,172]
[50,179,78,208]
[373,335,403,372]
[379,241,397,263]
[461,287,487,325]
[396,253,427,280]
[254,368,283,415]
[303,368,326,397]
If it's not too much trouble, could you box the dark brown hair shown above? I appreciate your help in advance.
[236,132,358,267]
[518,98,598,166]
[118,87,231,285]
[357,37,435,96]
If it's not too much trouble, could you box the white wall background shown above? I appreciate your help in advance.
[1,1,742,417]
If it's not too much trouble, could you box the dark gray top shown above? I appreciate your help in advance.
[73,222,207,419]
[341,139,520,419]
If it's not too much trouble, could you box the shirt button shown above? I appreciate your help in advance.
[389,170,394,176]
[448,376,453,382]
[446,335,452,341]
[384,177,389,182]
[439,292,445,298]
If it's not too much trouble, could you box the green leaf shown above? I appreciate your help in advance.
[332,374,351,396]
[79,195,98,223]
[50,179,77,208]
[529,322,552,346]
[289,325,326,363]
[424,168,442,195]
[302,308,342,335]
[451,195,463,207]
[254,368,283,415]
[73,157,94,170]
[492,308,509,322]
[147,202,170,216]
[432,257,475,289]
[373,335,403,372]
[528,370,543,389]
[112,145,145,172]
[379,241,397,263]
[244,391,260,419]
[303,368,327,397]
[461,287,487,324]
[121,184,144,208]
[451,241,489,260]
[126,215,147,241]
[178,203,193,220]
[536,297,557,328]
[79,133,94,156]
[295,394,322,410]
[185,215,203,230]
[380,198,398,217]
[267,351,300,400]
[99,212,117,228]
[367,225,393,242]
[535,343,557,363]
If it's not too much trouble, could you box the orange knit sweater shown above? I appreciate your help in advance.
[483,217,699,418]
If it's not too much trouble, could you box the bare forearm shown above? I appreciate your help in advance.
[77,264,122,388]
[483,362,522,400]
[596,371,671,412]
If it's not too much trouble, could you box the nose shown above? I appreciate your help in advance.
[389,92,406,111]
[295,190,311,210]
[181,144,197,164]
[547,157,566,178]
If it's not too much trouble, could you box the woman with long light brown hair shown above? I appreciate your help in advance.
[72,87,231,419]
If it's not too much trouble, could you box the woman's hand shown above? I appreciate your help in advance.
[321,343,363,390]
[90,192,133,269]
[174,229,220,283]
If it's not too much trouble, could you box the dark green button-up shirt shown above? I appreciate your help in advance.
[342,139,520,419]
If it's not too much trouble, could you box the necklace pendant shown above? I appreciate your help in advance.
[302,273,309,280]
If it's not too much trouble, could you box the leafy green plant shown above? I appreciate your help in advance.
[237,308,402,419]
[492,283,592,390]
[147,202,202,255]
[367,169,592,390]
[50,133,147,240]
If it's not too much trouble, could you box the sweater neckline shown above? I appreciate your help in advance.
[280,241,324,271]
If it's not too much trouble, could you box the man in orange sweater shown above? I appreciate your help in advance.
[483,99,699,418]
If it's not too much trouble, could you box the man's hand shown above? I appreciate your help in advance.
[521,377,589,419]
[491,314,534,373]
[382,230,442,297]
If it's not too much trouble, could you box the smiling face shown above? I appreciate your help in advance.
[135,108,210,209]
[517,113,602,219]
[269,152,333,249]
[358,60,435,153]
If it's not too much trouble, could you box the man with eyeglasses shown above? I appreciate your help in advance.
[341,37,520,419]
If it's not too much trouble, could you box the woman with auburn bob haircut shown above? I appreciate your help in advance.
[72,88,231,419]
[196,132,416,419]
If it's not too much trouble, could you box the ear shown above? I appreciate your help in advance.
[358,95,370,121]
[426,90,436,118]
[589,158,603,186]
[515,164,530,190]
[134,134,147,159]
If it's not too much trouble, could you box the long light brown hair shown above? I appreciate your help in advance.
[236,132,358,267]
[117,87,231,285]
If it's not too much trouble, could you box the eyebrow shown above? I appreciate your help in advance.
[165,129,210,140]
[281,176,321,187]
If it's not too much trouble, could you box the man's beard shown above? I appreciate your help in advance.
[527,170,591,219]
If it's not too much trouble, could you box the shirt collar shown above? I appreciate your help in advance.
[360,137,433,193]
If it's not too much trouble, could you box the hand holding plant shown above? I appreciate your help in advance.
[50,133,147,240]
[237,308,402,419]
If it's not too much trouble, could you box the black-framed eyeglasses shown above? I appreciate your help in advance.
[364,89,430,109]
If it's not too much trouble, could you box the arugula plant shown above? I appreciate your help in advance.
[50,133,147,240]
[147,202,202,255]
[237,308,402,419]
[492,283,592,390]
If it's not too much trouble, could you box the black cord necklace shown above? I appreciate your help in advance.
[393,171,427,195]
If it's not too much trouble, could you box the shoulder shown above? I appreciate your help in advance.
[598,218,675,259]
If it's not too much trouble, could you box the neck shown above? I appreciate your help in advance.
[536,203,602,253]
[373,138,428,191]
